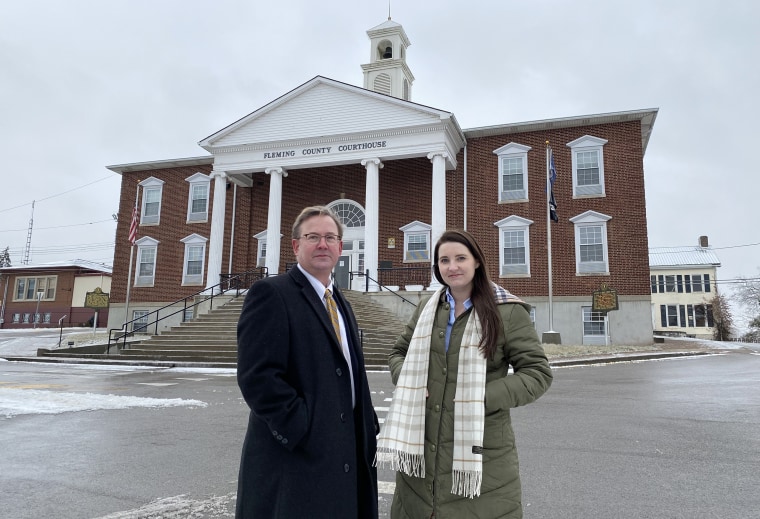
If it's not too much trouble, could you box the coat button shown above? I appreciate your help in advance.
[430,444,437,452]
[438,331,444,338]
[340,413,346,422]
[344,464,350,472]
[336,368,343,376]
[277,435,283,440]
[434,404,440,412]
[282,438,288,445]
[272,430,278,436]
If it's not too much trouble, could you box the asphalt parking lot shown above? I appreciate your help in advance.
[1,348,758,518]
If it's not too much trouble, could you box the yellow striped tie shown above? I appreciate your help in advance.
[324,288,341,342]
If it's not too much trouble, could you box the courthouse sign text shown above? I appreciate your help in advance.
[263,140,388,160]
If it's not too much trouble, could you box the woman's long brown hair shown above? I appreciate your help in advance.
[433,230,503,360]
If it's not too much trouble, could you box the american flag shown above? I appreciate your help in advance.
[128,204,139,245]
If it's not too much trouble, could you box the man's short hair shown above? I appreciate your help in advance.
[291,206,344,239]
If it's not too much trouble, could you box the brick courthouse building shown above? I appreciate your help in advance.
[106,18,657,345]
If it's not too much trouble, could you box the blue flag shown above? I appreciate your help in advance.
[549,149,559,223]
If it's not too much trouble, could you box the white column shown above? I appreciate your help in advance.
[206,170,227,292]
[428,152,448,290]
[361,158,383,291]
[265,167,287,275]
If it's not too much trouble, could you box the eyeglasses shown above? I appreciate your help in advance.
[300,233,341,245]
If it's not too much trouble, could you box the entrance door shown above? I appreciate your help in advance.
[334,255,351,289]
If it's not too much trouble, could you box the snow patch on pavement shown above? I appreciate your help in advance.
[0,388,207,418]
[93,492,236,518]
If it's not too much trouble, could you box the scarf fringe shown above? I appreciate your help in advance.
[451,469,483,499]
[374,449,425,478]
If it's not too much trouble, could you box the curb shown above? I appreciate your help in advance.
[2,350,713,370]
[548,350,713,368]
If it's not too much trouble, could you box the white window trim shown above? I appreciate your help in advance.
[399,221,431,263]
[493,142,531,203]
[185,172,210,223]
[132,310,150,334]
[135,236,159,287]
[494,215,533,277]
[254,230,268,268]
[567,135,607,198]
[13,275,58,301]
[570,210,611,275]
[139,177,165,226]
[582,306,609,345]
[180,234,208,286]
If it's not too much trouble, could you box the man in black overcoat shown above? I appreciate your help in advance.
[236,205,379,518]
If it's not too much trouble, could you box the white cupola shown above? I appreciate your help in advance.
[361,18,414,101]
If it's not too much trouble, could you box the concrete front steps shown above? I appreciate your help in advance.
[36,290,409,369]
[342,291,407,370]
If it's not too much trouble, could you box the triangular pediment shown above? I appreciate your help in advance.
[200,76,452,150]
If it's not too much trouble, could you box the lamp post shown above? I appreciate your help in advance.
[33,290,43,329]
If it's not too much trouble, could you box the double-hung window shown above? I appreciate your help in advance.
[567,135,607,197]
[140,177,165,225]
[494,215,533,276]
[570,211,611,275]
[181,234,208,285]
[582,307,608,345]
[493,143,531,202]
[132,310,150,333]
[135,236,159,286]
[185,173,210,222]
[400,221,431,263]
[254,230,268,268]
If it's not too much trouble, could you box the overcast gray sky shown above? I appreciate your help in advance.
[1,0,758,322]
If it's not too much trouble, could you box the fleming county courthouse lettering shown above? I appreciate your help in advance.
[106,18,658,346]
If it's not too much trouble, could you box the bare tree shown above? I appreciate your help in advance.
[733,271,760,341]
[733,271,760,308]
[710,292,733,341]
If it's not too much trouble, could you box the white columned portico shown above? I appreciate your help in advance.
[361,158,383,291]
[265,167,288,275]
[206,169,227,292]
[428,152,448,290]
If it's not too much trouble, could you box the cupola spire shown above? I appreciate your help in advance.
[361,17,414,101]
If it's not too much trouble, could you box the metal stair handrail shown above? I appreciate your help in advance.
[107,267,267,352]
[349,269,418,307]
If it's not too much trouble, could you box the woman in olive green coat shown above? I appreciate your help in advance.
[378,230,553,519]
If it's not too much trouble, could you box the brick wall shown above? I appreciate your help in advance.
[461,121,650,297]
[110,120,650,304]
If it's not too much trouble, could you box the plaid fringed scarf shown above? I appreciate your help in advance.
[376,283,520,498]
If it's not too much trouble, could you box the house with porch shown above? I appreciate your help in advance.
[650,236,721,339]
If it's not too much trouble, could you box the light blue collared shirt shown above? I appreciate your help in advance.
[445,288,472,352]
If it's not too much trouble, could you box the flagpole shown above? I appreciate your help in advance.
[123,182,140,331]
[546,142,555,333]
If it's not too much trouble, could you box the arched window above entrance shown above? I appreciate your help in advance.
[329,200,365,229]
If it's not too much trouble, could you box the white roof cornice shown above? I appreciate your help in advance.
[464,108,658,154]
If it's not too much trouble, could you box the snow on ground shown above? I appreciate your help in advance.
[657,335,750,350]
[0,327,107,357]
[0,329,235,419]
[93,492,236,519]
[0,388,207,418]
